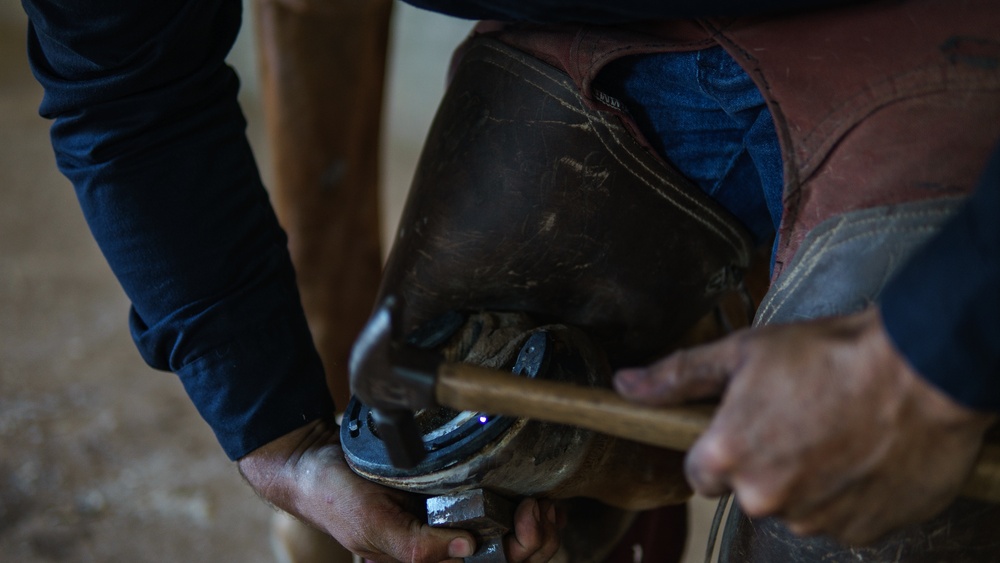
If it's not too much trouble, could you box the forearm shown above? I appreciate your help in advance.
[24,0,333,459]
[255,0,390,407]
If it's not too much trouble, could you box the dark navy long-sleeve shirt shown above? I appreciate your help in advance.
[22,0,1000,460]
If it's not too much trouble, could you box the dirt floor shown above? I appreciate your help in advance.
[0,15,280,563]
[0,5,718,562]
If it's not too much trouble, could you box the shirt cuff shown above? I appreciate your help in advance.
[880,145,1000,412]
[134,301,335,460]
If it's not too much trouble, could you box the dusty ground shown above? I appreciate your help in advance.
[0,4,718,562]
[0,15,279,563]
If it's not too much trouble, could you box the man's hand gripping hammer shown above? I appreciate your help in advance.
[349,297,1000,505]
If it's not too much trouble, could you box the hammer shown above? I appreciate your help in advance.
[349,298,1000,503]
[348,297,713,467]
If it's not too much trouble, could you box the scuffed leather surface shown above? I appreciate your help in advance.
[754,197,965,326]
[378,37,753,365]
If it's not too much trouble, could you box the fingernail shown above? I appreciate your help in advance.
[531,499,541,523]
[448,537,473,558]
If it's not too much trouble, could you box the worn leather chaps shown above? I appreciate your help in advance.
[373,0,1000,560]
[435,1,1000,561]
[376,37,755,367]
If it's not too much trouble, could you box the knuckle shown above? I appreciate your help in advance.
[368,521,423,563]
[403,539,437,563]
[728,328,757,360]
[724,334,755,374]
[690,433,737,474]
[736,482,790,518]
[664,350,688,378]
[685,435,736,496]
[409,525,444,563]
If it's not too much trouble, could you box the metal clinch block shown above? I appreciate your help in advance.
[427,488,515,562]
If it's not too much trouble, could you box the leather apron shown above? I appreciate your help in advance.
[469,0,1000,560]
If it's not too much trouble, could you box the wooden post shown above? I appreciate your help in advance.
[254,1,392,561]
[255,0,392,408]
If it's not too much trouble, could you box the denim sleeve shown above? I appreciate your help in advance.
[881,142,1000,411]
[22,0,334,459]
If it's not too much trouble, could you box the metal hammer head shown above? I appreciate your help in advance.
[349,296,441,468]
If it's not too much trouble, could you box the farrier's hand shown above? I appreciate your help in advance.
[613,306,995,545]
[238,418,561,562]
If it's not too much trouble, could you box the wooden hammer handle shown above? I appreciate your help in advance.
[435,361,1000,504]
[436,361,712,451]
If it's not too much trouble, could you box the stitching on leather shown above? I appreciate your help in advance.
[765,213,944,306]
[758,224,940,325]
[588,117,752,260]
[585,39,717,79]
[756,206,956,325]
[759,206,957,322]
[474,40,752,260]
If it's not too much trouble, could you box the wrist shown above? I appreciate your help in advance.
[867,306,997,431]
[238,417,340,509]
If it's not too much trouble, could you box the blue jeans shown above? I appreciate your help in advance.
[599,46,784,247]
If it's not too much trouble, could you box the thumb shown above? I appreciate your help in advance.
[367,509,476,563]
[613,333,746,406]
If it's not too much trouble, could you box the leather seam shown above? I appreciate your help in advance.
[757,205,958,325]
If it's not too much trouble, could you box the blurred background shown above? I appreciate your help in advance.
[0,2,715,561]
